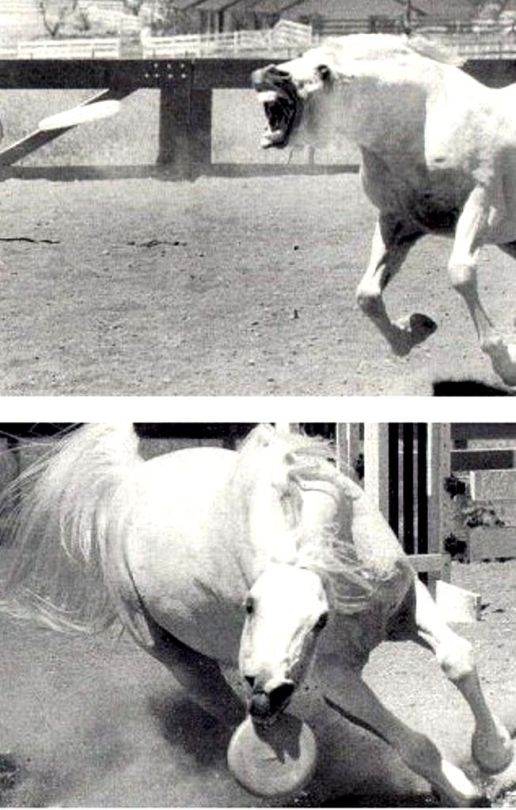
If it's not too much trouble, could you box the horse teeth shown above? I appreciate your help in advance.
[261,128,284,148]
[258,91,278,103]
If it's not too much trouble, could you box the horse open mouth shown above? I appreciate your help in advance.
[252,67,302,149]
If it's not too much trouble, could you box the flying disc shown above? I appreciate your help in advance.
[227,714,317,797]
[38,100,121,131]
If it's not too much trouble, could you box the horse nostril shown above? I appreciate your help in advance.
[251,65,290,90]
[249,690,270,719]
[269,681,295,711]
[244,675,255,689]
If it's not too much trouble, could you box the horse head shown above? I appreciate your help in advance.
[251,50,336,150]
[239,561,330,724]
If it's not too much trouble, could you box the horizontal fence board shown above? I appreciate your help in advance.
[408,552,450,574]
[452,424,516,441]
[468,527,516,561]
[451,448,516,471]
[470,469,516,500]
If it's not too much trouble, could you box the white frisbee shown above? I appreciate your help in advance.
[227,713,317,798]
[38,100,121,131]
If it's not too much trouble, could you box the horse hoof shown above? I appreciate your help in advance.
[481,337,516,387]
[391,313,438,355]
[468,797,491,807]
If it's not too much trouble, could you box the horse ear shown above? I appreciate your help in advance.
[246,424,276,449]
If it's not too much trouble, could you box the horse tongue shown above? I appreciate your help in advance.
[227,713,317,797]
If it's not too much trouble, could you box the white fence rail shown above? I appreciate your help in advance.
[8,17,516,60]
[141,20,312,58]
[17,37,121,58]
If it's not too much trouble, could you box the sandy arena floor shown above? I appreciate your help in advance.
[0,561,515,807]
[0,173,515,395]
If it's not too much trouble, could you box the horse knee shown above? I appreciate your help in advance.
[437,635,474,684]
[448,261,477,295]
[356,287,382,317]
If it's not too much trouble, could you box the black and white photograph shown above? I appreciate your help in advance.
[3,1,516,807]
[0,421,515,806]
[1,0,516,394]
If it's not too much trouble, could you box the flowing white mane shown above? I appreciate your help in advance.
[0,424,138,633]
[238,425,380,614]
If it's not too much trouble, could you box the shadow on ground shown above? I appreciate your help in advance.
[433,380,515,396]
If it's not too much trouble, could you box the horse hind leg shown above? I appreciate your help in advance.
[356,215,436,356]
[413,578,513,775]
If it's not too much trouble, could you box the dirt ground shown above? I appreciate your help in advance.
[1,172,515,395]
[0,560,515,807]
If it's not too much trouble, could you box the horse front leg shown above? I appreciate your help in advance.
[449,186,516,386]
[143,622,246,727]
[319,661,483,806]
[356,214,435,356]
[413,578,513,775]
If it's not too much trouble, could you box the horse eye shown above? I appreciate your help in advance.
[245,596,255,615]
[317,64,332,82]
[314,612,329,631]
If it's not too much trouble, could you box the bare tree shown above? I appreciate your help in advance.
[150,0,197,35]
[39,0,89,37]
[123,0,144,15]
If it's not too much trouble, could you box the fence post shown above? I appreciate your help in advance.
[335,423,361,479]
[427,423,452,589]
[363,423,390,520]
[157,62,212,178]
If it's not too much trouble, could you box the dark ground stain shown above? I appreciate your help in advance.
[0,753,23,800]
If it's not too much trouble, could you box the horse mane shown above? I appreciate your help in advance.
[0,424,140,634]
[404,34,464,66]
[322,33,464,67]
[238,425,380,614]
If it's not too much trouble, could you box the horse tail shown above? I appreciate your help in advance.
[0,423,142,634]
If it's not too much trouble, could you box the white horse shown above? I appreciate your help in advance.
[252,34,516,386]
[0,423,513,806]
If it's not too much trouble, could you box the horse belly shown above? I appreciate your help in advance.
[361,148,470,233]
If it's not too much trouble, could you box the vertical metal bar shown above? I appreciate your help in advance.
[428,424,452,591]
[402,423,415,555]
[417,422,428,584]
[388,423,399,537]
[416,423,428,552]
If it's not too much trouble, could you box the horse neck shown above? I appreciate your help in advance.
[337,57,443,149]
[246,478,298,572]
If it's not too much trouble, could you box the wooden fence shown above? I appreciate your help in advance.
[449,424,516,562]
[17,36,121,58]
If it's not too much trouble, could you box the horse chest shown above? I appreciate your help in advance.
[361,152,469,233]
[404,190,461,233]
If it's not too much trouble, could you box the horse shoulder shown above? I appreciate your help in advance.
[359,148,406,212]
